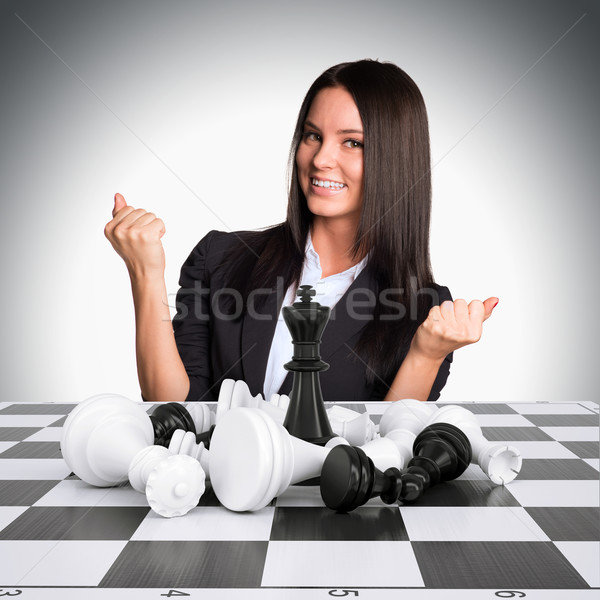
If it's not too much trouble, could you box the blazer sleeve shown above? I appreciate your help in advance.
[172,230,217,402]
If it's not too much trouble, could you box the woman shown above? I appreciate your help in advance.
[105,59,497,404]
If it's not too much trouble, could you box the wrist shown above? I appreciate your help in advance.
[128,266,165,286]
[406,343,446,370]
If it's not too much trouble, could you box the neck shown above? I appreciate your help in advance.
[310,217,363,278]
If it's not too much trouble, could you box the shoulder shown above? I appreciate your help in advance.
[183,225,285,274]
[185,229,262,261]
[192,226,283,255]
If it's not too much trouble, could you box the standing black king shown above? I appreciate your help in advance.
[282,285,335,445]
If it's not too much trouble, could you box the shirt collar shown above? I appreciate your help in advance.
[305,232,369,279]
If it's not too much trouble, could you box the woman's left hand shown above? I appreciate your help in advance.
[410,297,499,363]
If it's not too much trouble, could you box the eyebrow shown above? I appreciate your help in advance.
[303,120,363,135]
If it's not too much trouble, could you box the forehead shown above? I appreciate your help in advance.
[305,86,362,130]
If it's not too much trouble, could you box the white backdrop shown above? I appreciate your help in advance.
[0,0,598,403]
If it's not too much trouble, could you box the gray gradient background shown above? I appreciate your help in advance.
[0,0,598,404]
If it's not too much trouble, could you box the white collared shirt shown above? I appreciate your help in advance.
[262,234,369,399]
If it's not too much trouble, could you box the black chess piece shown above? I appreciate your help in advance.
[320,423,472,512]
[149,403,196,447]
[195,424,216,450]
[282,285,336,446]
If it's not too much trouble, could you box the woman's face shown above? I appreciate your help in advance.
[296,86,364,226]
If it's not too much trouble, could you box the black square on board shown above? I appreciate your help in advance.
[518,459,600,480]
[525,414,599,427]
[0,480,60,506]
[0,427,41,442]
[482,426,554,442]
[0,506,149,540]
[559,441,600,459]
[100,541,268,588]
[269,506,408,541]
[411,541,589,588]
[0,441,62,459]
[408,480,520,507]
[525,507,600,541]
[0,404,74,415]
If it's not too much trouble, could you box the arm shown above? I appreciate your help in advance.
[383,349,446,402]
[383,297,499,402]
[104,193,189,402]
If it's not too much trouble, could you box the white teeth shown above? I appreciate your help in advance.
[311,178,345,189]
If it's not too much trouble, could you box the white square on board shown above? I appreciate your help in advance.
[261,540,424,587]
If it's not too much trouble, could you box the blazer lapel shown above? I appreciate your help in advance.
[241,285,282,396]
[320,266,376,360]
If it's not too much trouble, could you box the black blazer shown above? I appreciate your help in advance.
[173,229,453,403]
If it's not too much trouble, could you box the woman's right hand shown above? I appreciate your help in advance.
[104,193,166,278]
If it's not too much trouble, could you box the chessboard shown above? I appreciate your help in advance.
[0,399,598,599]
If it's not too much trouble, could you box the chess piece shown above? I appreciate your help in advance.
[377,399,438,467]
[327,405,378,446]
[150,401,214,447]
[426,405,522,484]
[320,422,472,512]
[208,407,402,512]
[216,379,290,426]
[168,429,210,475]
[217,379,376,445]
[282,285,335,445]
[209,407,329,511]
[61,394,205,517]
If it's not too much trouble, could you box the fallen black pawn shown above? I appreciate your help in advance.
[149,402,196,447]
[320,422,472,512]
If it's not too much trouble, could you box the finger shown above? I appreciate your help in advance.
[129,212,157,228]
[145,218,166,238]
[427,304,441,323]
[453,299,468,322]
[467,299,485,323]
[113,193,127,217]
[114,208,152,228]
[439,300,455,322]
[482,297,499,322]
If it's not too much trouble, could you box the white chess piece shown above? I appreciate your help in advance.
[327,405,377,446]
[208,407,401,512]
[377,399,438,467]
[183,402,215,433]
[209,407,325,511]
[426,405,522,485]
[61,394,205,517]
[268,393,290,412]
[168,429,210,475]
[216,379,289,425]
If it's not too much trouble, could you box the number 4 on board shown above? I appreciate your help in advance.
[160,591,190,597]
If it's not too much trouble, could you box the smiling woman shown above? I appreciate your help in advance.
[296,86,365,238]
[104,59,498,405]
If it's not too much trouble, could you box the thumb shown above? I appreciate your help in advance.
[482,297,499,321]
[113,192,127,217]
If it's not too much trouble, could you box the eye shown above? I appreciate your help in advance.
[343,138,363,149]
[302,131,321,143]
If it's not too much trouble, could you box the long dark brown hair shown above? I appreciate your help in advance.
[223,59,436,384]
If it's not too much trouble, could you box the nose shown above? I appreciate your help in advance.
[312,139,338,170]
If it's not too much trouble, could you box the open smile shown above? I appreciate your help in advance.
[311,177,346,189]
